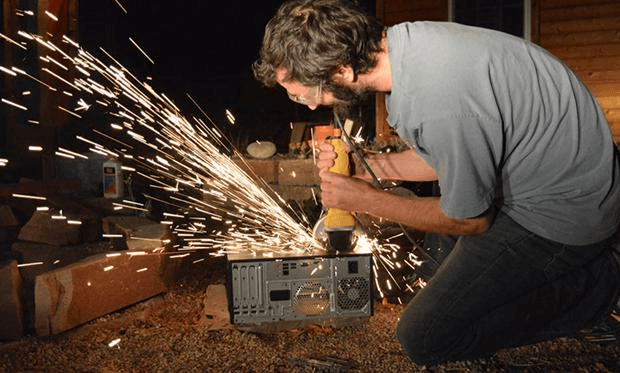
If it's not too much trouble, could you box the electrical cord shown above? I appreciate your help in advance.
[333,113,441,267]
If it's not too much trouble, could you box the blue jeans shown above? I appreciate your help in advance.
[396,211,620,366]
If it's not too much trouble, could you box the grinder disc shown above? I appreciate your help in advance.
[312,216,364,252]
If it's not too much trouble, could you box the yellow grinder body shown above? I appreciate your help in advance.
[324,134,356,250]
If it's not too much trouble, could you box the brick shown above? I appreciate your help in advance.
[278,159,320,186]
[0,260,23,340]
[18,210,81,246]
[233,159,279,183]
[35,251,165,336]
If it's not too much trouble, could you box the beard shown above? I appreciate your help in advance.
[324,82,374,120]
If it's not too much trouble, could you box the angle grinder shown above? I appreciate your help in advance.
[312,126,362,252]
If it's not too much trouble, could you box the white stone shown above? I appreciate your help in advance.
[247,141,276,159]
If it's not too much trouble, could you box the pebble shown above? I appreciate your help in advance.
[247,141,276,159]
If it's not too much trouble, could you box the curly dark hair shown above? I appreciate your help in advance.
[252,0,384,88]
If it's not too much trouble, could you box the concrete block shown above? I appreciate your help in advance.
[0,260,23,340]
[18,210,81,246]
[35,251,165,336]
[278,159,320,186]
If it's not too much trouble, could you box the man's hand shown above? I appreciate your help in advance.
[315,140,339,176]
[316,140,376,212]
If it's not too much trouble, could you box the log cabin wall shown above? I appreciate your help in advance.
[374,0,449,145]
[536,0,620,142]
[375,0,620,144]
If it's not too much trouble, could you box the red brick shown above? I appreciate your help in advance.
[35,251,165,336]
[0,260,23,340]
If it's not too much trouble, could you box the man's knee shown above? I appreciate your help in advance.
[395,309,446,366]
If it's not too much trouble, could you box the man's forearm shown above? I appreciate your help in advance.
[362,187,491,236]
[361,149,437,182]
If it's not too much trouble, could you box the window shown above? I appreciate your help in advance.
[449,0,531,40]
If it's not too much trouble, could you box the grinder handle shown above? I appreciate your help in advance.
[324,134,356,230]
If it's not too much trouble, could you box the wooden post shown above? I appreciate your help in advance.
[36,0,80,179]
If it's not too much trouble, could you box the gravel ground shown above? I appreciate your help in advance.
[1,256,620,373]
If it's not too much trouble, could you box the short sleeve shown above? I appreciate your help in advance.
[416,115,502,219]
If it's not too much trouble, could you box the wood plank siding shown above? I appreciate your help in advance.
[375,0,620,143]
[375,0,449,143]
[537,0,620,142]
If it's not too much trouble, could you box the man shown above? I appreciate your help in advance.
[253,0,620,366]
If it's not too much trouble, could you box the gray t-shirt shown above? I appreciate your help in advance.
[385,21,620,245]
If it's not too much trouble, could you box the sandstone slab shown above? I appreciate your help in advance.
[278,159,320,186]
[35,251,165,336]
[18,210,81,246]
[0,260,23,340]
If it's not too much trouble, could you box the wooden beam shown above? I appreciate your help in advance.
[541,2,620,22]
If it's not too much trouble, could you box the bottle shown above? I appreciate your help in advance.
[103,157,123,199]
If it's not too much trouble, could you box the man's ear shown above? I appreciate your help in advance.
[332,65,355,84]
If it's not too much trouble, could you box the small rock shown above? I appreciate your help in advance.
[247,141,276,159]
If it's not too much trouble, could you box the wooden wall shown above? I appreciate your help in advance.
[536,0,620,142]
[374,0,449,143]
[375,0,620,143]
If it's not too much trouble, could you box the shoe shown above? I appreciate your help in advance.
[581,313,620,344]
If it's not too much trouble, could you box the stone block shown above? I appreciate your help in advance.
[0,178,81,198]
[102,216,171,252]
[0,260,23,340]
[195,284,231,330]
[11,242,94,282]
[278,159,320,186]
[18,210,81,246]
[233,159,279,183]
[126,223,171,251]
[102,216,158,237]
[0,205,20,227]
[271,185,321,203]
[55,152,108,194]
[12,241,115,333]
[35,251,165,336]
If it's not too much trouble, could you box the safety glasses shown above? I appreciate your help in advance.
[287,82,322,107]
